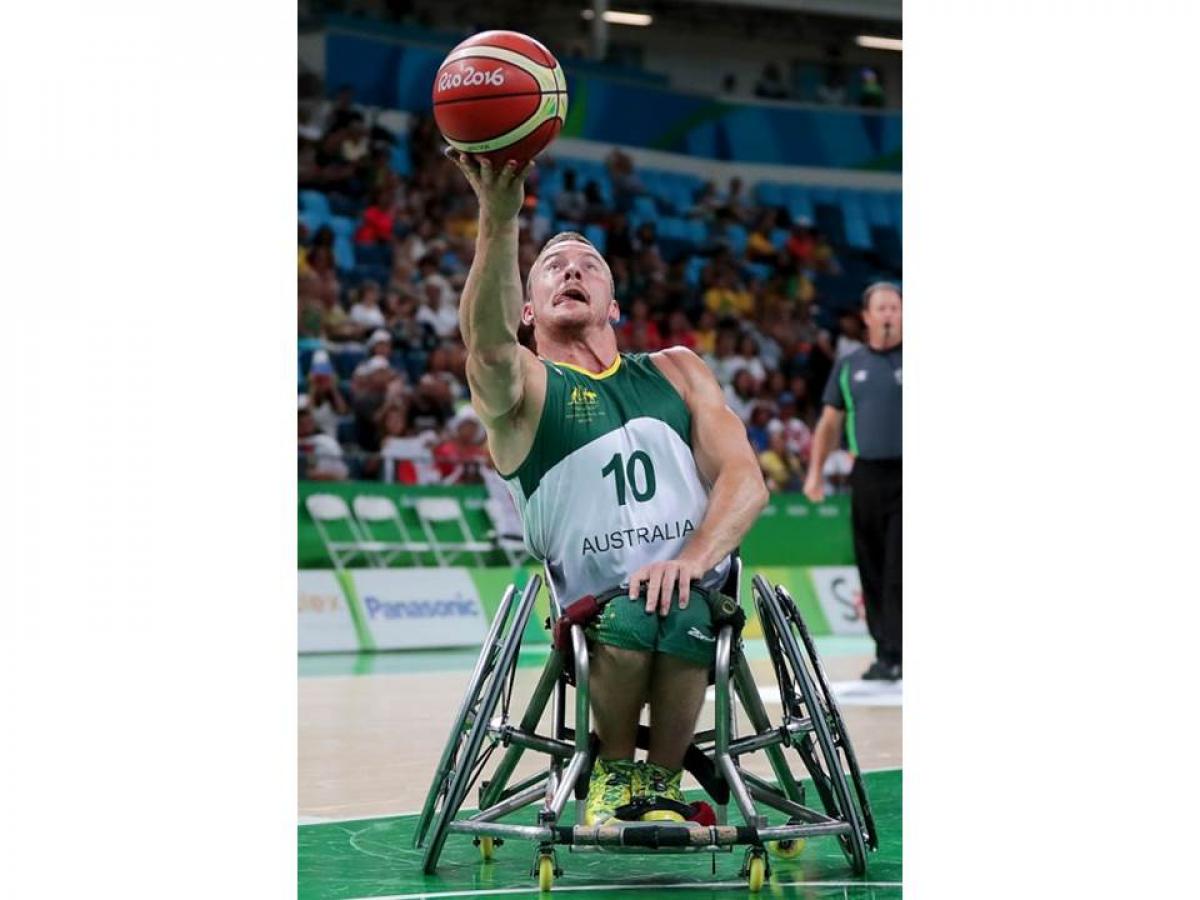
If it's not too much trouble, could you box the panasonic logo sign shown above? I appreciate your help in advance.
[363,593,481,620]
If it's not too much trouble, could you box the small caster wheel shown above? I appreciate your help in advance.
[537,854,555,892]
[748,854,766,893]
[769,837,806,858]
[478,836,496,861]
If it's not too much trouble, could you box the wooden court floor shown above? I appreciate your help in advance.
[298,638,902,899]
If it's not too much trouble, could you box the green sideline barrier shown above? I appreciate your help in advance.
[298,482,854,569]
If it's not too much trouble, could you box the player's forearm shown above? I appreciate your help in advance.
[458,216,521,351]
[681,461,769,572]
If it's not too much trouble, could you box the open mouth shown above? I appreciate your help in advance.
[555,286,589,305]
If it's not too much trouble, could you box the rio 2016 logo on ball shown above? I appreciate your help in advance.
[432,30,568,170]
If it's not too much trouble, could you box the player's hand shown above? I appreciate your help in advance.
[629,557,708,618]
[802,472,825,504]
[444,148,534,224]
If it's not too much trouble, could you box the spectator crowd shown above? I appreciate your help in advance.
[298,86,899,496]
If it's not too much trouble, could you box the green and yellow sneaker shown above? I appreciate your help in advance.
[639,762,687,822]
[583,758,637,825]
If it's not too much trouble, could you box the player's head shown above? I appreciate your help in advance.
[861,281,902,347]
[523,232,618,341]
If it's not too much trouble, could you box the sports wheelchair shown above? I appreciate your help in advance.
[412,561,878,892]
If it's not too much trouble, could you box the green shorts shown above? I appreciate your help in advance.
[585,587,730,667]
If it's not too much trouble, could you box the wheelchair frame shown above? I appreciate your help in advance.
[412,565,878,891]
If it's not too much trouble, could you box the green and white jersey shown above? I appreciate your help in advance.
[501,353,731,604]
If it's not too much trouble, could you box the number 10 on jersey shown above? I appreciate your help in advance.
[601,451,656,505]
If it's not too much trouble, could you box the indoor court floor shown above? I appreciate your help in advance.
[299,637,903,899]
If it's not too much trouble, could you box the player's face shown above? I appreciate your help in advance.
[863,289,902,346]
[524,241,618,334]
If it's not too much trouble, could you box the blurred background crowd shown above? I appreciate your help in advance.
[299,82,900,495]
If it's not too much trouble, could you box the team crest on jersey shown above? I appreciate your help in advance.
[566,385,604,422]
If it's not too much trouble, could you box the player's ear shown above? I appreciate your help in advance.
[521,300,535,327]
[608,299,620,323]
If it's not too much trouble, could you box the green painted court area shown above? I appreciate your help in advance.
[299,770,901,899]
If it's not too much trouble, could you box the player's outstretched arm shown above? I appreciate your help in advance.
[631,347,769,615]
[448,150,537,424]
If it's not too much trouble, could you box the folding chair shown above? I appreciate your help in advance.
[413,497,492,566]
[304,493,401,569]
[350,494,430,566]
[481,468,532,566]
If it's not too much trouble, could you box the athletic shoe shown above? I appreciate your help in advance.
[862,659,902,682]
[583,758,637,825]
[638,761,687,822]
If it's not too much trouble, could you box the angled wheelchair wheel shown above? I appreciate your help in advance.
[412,584,518,850]
[751,575,871,875]
[775,584,879,853]
[419,577,542,874]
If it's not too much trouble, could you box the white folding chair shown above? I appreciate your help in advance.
[481,468,532,566]
[351,494,430,566]
[414,497,492,567]
[305,493,395,569]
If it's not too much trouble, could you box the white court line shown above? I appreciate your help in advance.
[298,766,901,827]
[704,681,903,708]
[346,880,904,900]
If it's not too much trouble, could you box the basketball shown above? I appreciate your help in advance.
[432,30,568,169]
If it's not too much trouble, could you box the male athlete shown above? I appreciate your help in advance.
[448,151,768,824]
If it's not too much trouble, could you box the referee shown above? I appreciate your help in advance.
[804,282,902,681]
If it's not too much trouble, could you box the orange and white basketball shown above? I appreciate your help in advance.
[432,30,568,169]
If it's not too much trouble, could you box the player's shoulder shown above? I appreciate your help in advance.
[648,346,720,400]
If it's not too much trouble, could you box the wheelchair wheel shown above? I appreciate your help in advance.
[751,576,871,875]
[412,584,518,850]
[420,577,542,874]
[775,584,879,852]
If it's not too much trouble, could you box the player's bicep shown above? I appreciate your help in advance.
[685,366,761,486]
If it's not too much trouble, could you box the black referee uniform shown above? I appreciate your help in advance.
[822,343,902,677]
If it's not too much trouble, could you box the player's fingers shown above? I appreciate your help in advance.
[678,569,692,610]
[517,159,537,183]
[645,567,664,616]
[661,567,679,617]
[628,570,647,604]
[497,158,519,186]
[477,156,494,186]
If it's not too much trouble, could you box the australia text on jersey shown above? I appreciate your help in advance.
[581,519,695,556]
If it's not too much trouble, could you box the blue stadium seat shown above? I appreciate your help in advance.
[657,217,685,239]
[784,186,814,223]
[755,182,785,207]
[743,261,773,283]
[390,140,412,176]
[583,224,608,254]
[300,190,331,217]
[299,212,328,237]
[330,216,357,239]
[840,194,873,250]
[725,223,748,255]
[333,236,357,271]
[633,195,658,218]
[684,255,707,288]
[769,227,790,250]
[862,191,892,229]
